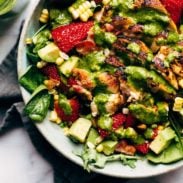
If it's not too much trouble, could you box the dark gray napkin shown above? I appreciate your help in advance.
[0,35,131,183]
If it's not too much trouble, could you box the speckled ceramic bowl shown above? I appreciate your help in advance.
[17,0,183,178]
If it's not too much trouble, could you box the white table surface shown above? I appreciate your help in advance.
[0,1,183,183]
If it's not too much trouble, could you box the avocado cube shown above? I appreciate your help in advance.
[149,127,176,154]
[69,118,92,143]
[98,140,118,155]
[87,128,100,146]
[38,43,60,62]
[59,56,79,77]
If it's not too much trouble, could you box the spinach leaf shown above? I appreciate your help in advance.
[19,66,45,93]
[147,140,183,164]
[24,85,51,122]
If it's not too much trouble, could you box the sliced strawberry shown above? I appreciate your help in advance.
[55,98,80,122]
[112,113,126,130]
[76,40,96,55]
[135,142,150,155]
[67,77,79,87]
[124,114,136,128]
[98,128,109,138]
[41,64,60,82]
[51,21,94,53]
[161,0,183,24]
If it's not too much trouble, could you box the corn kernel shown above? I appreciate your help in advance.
[72,10,80,19]
[54,94,59,101]
[56,57,64,65]
[80,13,89,22]
[42,9,49,16]
[91,1,96,7]
[39,17,48,23]
[37,61,44,69]
[78,5,85,13]
[157,125,164,131]
[83,1,91,9]
[68,6,75,13]
[49,111,58,122]
[137,124,147,130]
[178,79,183,88]
[25,38,33,45]
[86,9,93,17]
[96,144,103,152]
[122,108,129,115]
[49,89,57,94]
[56,118,61,124]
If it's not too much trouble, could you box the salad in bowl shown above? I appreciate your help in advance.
[19,0,183,175]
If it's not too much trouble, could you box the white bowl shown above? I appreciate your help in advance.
[17,0,183,178]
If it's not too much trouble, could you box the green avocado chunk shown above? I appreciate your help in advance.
[128,102,168,124]
[147,141,183,163]
[97,115,113,131]
[38,43,60,62]
[86,128,100,146]
[69,118,92,143]
[98,140,118,155]
[149,127,176,154]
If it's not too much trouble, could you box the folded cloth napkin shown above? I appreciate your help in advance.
[0,34,131,183]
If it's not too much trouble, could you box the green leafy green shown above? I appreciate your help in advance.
[19,66,45,93]
[24,85,51,122]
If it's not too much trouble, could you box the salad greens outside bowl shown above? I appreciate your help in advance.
[18,0,183,178]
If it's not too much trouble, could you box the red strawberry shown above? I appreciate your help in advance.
[112,113,126,130]
[125,114,135,128]
[76,40,96,55]
[161,0,183,24]
[98,128,109,138]
[67,77,79,87]
[51,21,94,53]
[135,142,150,154]
[55,98,80,122]
[41,64,60,82]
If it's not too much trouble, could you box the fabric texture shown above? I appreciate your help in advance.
[0,34,130,183]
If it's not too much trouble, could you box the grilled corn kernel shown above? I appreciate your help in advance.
[78,5,85,13]
[80,13,89,22]
[44,80,49,86]
[86,9,93,17]
[39,17,48,23]
[137,124,147,130]
[49,89,57,94]
[96,144,103,152]
[25,38,33,45]
[56,57,64,65]
[56,118,61,124]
